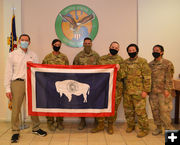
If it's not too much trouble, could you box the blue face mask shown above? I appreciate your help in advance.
[20,41,29,49]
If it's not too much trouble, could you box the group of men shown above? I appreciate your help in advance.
[4,34,174,143]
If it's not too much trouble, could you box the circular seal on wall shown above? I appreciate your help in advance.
[55,4,99,48]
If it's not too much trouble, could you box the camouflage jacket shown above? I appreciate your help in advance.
[42,52,69,65]
[98,54,125,81]
[149,58,174,93]
[73,50,100,65]
[124,57,151,95]
[98,54,125,93]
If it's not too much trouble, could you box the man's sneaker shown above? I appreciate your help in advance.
[32,129,47,136]
[11,134,20,143]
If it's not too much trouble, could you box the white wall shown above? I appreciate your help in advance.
[0,0,21,121]
[0,0,8,121]
[138,0,180,79]
[138,0,180,118]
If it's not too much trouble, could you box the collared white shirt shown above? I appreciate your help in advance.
[4,48,39,92]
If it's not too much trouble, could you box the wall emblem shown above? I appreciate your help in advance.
[55,4,99,47]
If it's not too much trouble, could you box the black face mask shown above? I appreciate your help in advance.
[53,46,60,52]
[152,52,161,58]
[128,52,137,58]
[109,49,118,55]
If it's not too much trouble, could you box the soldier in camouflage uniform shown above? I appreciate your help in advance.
[73,37,100,130]
[149,45,174,135]
[42,39,69,131]
[123,44,151,138]
[91,41,125,134]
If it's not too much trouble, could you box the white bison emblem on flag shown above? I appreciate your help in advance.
[55,80,90,103]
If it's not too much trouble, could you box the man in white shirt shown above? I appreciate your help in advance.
[4,34,47,143]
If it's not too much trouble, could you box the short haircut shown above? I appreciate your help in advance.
[126,43,139,52]
[83,37,92,42]
[110,41,119,47]
[19,34,31,41]
[52,39,61,45]
[153,44,164,52]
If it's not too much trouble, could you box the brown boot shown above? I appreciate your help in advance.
[57,122,64,130]
[152,125,162,136]
[91,122,104,133]
[78,117,86,130]
[107,122,114,135]
[47,122,56,131]
[93,118,98,127]
[56,117,64,130]
[137,131,148,138]
[126,126,135,133]
[47,117,56,131]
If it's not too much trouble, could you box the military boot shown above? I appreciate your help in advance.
[107,122,114,135]
[56,117,64,130]
[162,125,175,135]
[104,117,108,127]
[152,125,162,136]
[47,117,56,131]
[126,126,135,133]
[91,122,104,133]
[78,117,86,130]
[165,124,175,130]
[57,122,64,130]
[48,123,56,131]
[137,130,148,138]
[93,118,98,128]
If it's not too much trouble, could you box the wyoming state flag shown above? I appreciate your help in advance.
[27,62,117,117]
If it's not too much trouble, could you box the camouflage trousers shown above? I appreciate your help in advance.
[123,94,149,132]
[149,93,173,129]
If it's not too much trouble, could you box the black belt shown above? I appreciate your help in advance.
[16,78,24,81]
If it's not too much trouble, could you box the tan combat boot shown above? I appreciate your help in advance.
[78,117,86,130]
[91,122,104,133]
[56,117,64,130]
[162,125,175,135]
[57,121,64,130]
[47,122,56,131]
[47,117,56,131]
[137,130,148,138]
[152,125,162,136]
[126,126,135,133]
[93,118,98,127]
[107,122,114,135]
